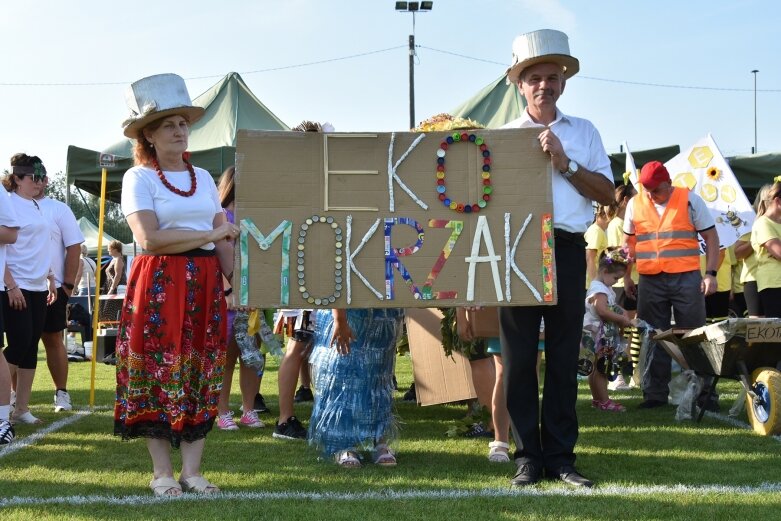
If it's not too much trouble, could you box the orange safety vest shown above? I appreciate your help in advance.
[633,187,700,275]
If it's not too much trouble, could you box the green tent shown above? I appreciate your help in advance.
[450,74,526,129]
[727,153,781,195]
[66,72,289,201]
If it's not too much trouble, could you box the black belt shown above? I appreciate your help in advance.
[141,248,216,257]
[554,228,586,247]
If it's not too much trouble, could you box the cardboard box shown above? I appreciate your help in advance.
[466,307,500,338]
[405,308,476,406]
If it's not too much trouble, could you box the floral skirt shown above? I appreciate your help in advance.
[113,254,226,448]
[308,308,404,457]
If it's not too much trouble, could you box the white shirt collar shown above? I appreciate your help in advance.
[517,108,570,128]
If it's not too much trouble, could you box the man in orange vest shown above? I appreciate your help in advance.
[623,161,719,408]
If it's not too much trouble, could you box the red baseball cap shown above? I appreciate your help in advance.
[639,161,671,191]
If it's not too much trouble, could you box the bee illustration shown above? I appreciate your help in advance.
[716,207,747,237]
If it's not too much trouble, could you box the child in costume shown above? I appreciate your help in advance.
[308,308,404,467]
[580,247,638,412]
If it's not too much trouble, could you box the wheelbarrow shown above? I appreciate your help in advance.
[654,318,781,436]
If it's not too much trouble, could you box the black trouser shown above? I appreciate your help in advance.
[2,289,48,369]
[500,230,585,472]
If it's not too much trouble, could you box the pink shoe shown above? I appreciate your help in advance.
[240,410,264,428]
[592,399,625,412]
[217,412,239,431]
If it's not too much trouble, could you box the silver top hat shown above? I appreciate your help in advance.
[121,73,205,138]
[505,29,580,85]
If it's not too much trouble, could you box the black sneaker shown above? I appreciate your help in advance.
[402,383,416,403]
[463,422,494,438]
[253,393,271,414]
[293,386,314,403]
[272,416,307,440]
[0,419,14,445]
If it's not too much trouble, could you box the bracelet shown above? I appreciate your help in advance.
[224,287,233,297]
[5,286,17,292]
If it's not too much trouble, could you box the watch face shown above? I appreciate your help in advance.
[568,160,578,173]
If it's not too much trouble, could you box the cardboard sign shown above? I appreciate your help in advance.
[235,128,555,309]
[746,322,781,343]
[466,307,500,338]
[405,308,476,406]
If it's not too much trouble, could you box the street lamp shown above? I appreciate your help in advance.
[395,1,434,129]
[751,69,759,154]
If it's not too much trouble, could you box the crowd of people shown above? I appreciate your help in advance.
[2,29,781,498]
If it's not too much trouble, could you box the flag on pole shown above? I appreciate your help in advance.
[622,141,638,188]
[662,134,753,249]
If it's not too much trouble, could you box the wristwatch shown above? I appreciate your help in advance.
[62,282,75,291]
[706,270,718,277]
[561,159,578,179]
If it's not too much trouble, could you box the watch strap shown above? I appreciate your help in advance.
[705,270,718,277]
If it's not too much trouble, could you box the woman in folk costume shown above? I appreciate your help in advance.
[113,74,239,496]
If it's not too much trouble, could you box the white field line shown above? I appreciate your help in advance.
[2,482,781,508]
[703,410,781,443]
[0,406,110,460]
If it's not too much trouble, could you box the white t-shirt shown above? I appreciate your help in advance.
[37,196,84,286]
[623,190,715,235]
[78,256,97,291]
[583,279,616,331]
[501,108,613,234]
[121,165,222,250]
[6,192,53,291]
[0,192,20,281]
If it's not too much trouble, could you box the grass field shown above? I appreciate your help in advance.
[1,349,780,520]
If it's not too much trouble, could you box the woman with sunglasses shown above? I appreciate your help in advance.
[2,153,57,425]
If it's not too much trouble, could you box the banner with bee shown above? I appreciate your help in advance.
[663,134,754,249]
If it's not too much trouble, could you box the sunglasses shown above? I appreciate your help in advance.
[16,174,47,183]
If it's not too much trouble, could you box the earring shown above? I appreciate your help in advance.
[149,143,154,148]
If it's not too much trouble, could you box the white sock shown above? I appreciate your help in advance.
[0,404,10,421]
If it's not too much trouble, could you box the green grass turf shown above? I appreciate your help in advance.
[1,347,779,520]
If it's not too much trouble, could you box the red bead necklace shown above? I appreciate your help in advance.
[152,157,197,197]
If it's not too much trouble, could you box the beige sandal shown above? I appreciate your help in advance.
[149,476,182,497]
[373,444,397,467]
[335,450,362,468]
[179,475,220,494]
[488,441,511,463]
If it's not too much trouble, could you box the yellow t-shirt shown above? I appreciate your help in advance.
[738,231,758,283]
[700,249,732,293]
[605,216,638,287]
[584,222,607,288]
[751,215,781,292]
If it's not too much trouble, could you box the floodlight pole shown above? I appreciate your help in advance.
[396,2,433,130]
[408,31,415,130]
[751,69,759,154]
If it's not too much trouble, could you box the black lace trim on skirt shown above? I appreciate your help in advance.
[113,417,215,449]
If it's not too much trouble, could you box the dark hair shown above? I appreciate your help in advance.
[615,183,637,203]
[217,166,235,208]
[598,247,630,274]
[2,153,46,192]
[131,115,190,166]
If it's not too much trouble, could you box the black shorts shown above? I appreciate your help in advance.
[42,286,69,333]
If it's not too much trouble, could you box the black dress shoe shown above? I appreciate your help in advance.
[638,399,668,409]
[550,465,593,488]
[510,463,541,487]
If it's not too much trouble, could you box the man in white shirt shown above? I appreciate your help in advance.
[498,29,614,488]
[36,176,84,412]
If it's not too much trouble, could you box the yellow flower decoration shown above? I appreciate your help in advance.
[774,175,781,183]
[622,171,632,185]
[706,166,721,181]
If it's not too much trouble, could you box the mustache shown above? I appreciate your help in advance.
[534,88,555,97]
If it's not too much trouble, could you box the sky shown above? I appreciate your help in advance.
[2,0,779,178]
